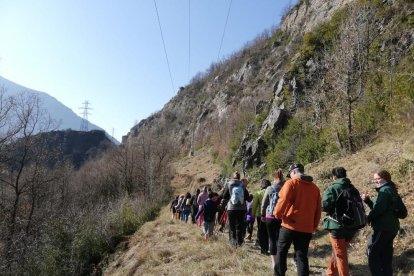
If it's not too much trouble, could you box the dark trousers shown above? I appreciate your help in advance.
[246,219,254,237]
[227,209,246,247]
[191,205,198,224]
[367,230,397,276]
[265,218,281,255]
[275,226,312,276]
[256,217,269,253]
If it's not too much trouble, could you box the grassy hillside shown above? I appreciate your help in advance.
[104,129,414,275]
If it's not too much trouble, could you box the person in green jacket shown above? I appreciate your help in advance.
[361,170,400,276]
[322,167,359,276]
[252,178,271,254]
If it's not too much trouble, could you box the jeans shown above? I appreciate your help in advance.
[227,209,246,247]
[367,230,397,276]
[275,226,312,276]
[182,209,191,223]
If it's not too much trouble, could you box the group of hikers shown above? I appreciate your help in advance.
[170,164,407,276]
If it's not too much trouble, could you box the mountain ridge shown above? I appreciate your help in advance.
[0,75,120,144]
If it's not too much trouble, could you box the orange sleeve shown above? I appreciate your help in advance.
[273,180,292,220]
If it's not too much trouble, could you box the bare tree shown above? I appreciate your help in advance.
[0,93,57,269]
[327,3,376,153]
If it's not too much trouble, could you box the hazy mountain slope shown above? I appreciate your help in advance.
[0,75,115,137]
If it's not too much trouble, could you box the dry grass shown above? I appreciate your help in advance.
[104,205,300,276]
[105,135,414,275]
[170,148,222,195]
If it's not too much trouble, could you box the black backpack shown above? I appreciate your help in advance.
[392,193,408,219]
[332,185,367,229]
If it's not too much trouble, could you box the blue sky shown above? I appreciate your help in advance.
[0,0,296,142]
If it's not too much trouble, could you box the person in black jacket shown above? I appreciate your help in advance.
[201,192,219,240]
[191,189,200,224]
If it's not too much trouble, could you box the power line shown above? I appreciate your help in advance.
[153,0,175,93]
[217,0,233,61]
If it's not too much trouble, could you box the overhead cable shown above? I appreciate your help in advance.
[153,0,175,93]
[217,0,233,61]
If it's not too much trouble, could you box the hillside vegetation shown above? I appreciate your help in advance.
[104,129,414,275]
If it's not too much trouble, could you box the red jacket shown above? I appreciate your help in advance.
[274,175,321,233]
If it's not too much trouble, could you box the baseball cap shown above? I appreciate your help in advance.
[286,163,304,178]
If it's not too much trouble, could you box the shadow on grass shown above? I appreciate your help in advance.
[310,243,332,259]
[348,263,371,276]
[313,229,329,240]
[394,248,414,274]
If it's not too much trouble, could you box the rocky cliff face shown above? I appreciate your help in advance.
[281,0,354,35]
[123,0,413,171]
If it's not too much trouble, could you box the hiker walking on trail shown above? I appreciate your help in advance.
[322,167,363,276]
[175,194,185,220]
[191,189,201,224]
[181,192,192,223]
[216,193,228,233]
[200,192,219,240]
[253,178,271,254]
[245,197,254,241]
[222,171,250,247]
[274,163,321,276]
[197,187,209,226]
[262,170,285,270]
[170,195,179,220]
[361,170,402,276]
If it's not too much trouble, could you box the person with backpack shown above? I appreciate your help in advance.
[322,167,364,276]
[261,169,285,270]
[273,163,321,276]
[197,186,209,227]
[252,178,271,254]
[222,171,250,247]
[361,170,403,276]
[181,192,192,222]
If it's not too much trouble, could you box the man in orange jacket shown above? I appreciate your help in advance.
[273,163,321,276]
